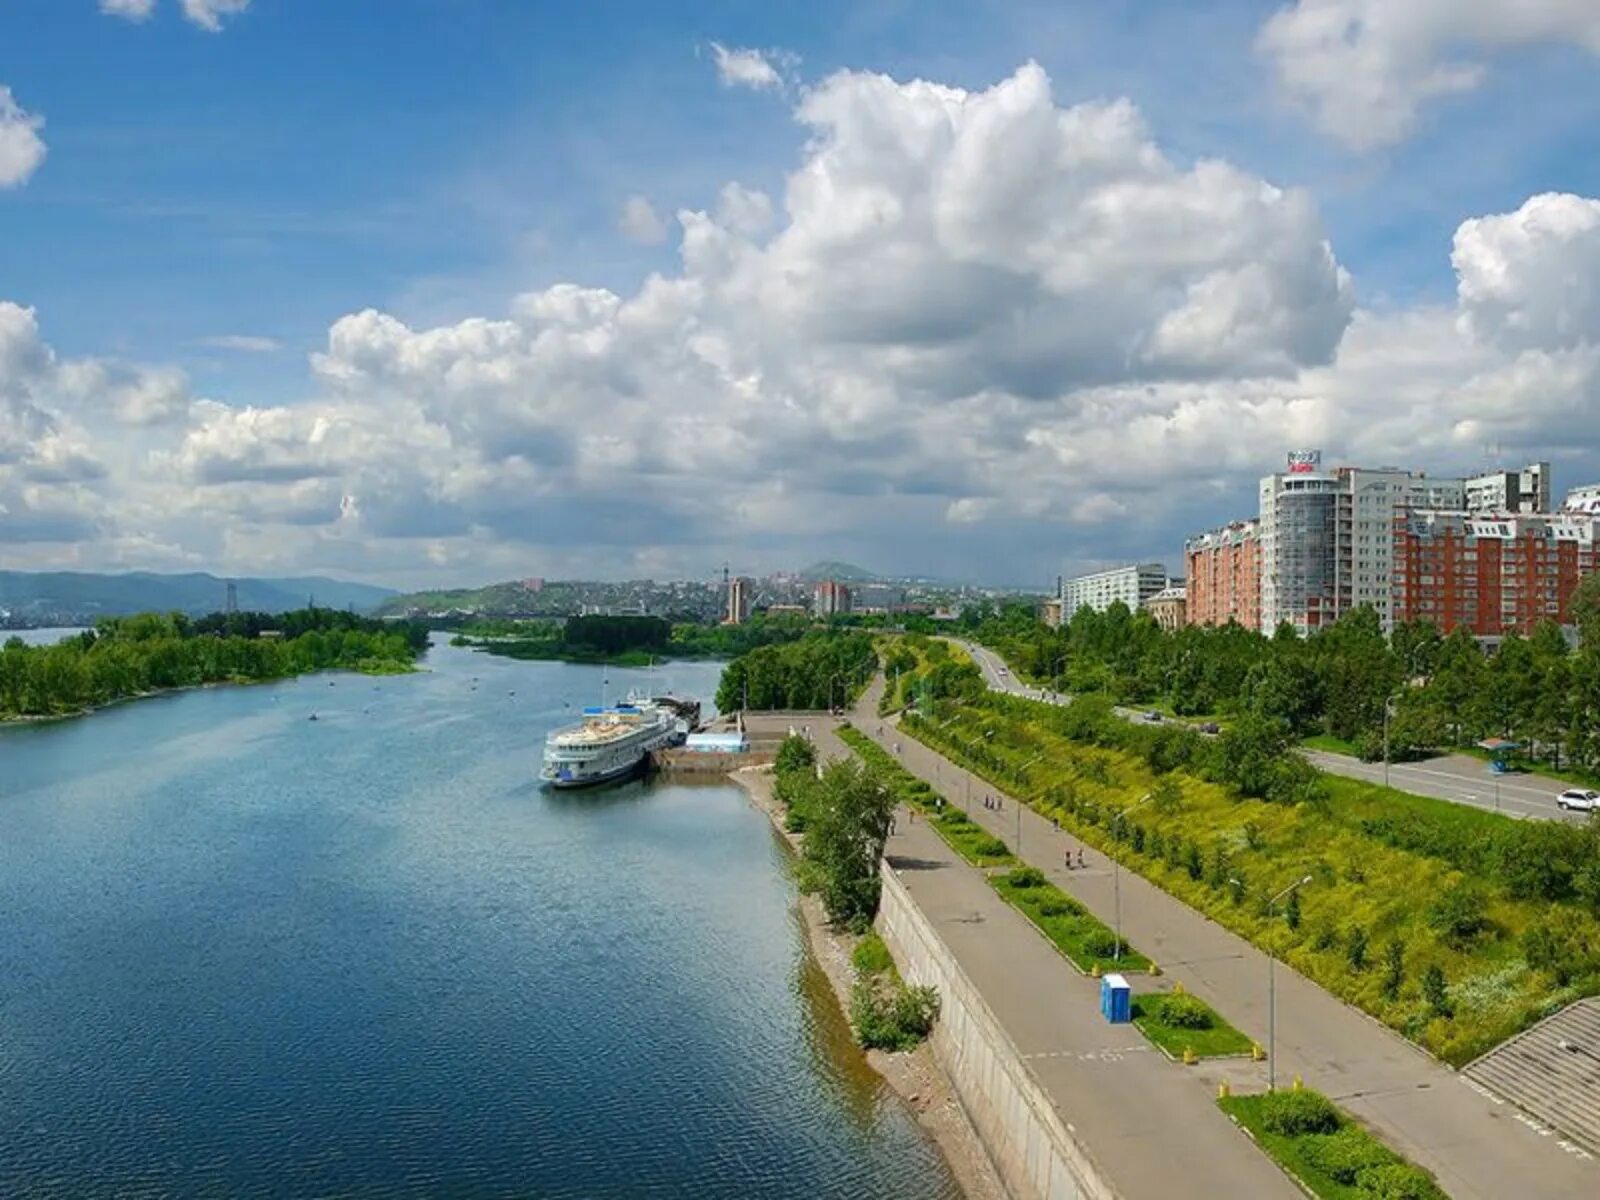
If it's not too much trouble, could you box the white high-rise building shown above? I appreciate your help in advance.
[1564,482,1600,515]
[1464,463,1550,514]
[1060,563,1168,617]
[1258,450,1467,634]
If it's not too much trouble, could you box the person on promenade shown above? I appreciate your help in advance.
[1076,847,1086,869]
[1064,847,1074,870]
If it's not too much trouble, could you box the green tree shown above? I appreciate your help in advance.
[803,760,897,930]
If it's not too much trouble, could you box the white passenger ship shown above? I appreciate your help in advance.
[539,691,695,789]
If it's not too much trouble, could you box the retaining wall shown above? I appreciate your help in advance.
[877,866,1117,1200]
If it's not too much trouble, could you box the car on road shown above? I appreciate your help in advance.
[1557,788,1600,813]
[996,666,1007,676]
[1144,710,1162,722]
[1198,722,1221,735]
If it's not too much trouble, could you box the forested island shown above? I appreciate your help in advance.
[0,609,430,721]
[452,612,829,667]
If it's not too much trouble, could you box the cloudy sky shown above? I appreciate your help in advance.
[3,1,1600,589]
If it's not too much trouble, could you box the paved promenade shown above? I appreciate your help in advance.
[763,711,1301,1200]
[838,687,1598,1199]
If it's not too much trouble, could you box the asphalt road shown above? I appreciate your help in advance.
[952,639,1591,825]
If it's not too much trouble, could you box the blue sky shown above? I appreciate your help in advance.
[4,1,1600,586]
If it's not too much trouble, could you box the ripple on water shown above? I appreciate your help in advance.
[0,650,959,1198]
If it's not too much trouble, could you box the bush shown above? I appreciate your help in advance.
[852,980,940,1051]
[852,932,894,977]
[1303,1127,1393,1185]
[775,734,817,776]
[1356,1163,1444,1199]
[1082,928,1121,958]
[1428,882,1489,947]
[1038,895,1081,918]
[973,835,1010,858]
[1260,1089,1341,1136]
[1422,964,1452,1018]
[1154,992,1213,1030]
[1006,866,1047,889]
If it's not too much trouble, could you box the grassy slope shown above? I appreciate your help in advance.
[905,699,1600,1066]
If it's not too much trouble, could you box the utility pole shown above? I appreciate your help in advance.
[1265,875,1315,1090]
[1111,792,1153,961]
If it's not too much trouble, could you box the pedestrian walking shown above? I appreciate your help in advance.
[1064,848,1073,870]
[1076,847,1086,869]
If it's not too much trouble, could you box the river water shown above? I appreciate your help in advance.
[0,638,958,1198]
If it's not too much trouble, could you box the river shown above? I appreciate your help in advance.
[0,638,959,1198]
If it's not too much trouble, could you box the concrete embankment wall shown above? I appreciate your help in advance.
[653,749,776,775]
[877,867,1116,1200]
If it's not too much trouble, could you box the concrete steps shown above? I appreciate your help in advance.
[1465,999,1600,1154]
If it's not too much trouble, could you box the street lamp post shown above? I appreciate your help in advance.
[1014,752,1044,855]
[1265,874,1315,1090]
[1112,792,1154,962]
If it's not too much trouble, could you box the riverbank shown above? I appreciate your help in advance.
[0,662,419,728]
[731,766,1004,1200]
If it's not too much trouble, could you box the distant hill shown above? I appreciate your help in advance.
[797,560,879,582]
[0,571,395,622]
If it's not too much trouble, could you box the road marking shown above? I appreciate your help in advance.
[1024,1046,1150,1063]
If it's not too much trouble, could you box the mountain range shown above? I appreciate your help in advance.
[0,571,396,622]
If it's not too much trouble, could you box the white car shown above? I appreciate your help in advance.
[1557,789,1600,813]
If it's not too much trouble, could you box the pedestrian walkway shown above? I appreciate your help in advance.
[797,719,1300,1200]
[851,685,1598,1199]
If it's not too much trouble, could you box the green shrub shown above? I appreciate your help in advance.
[1082,929,1121,958]
[852,979,940,1051]
[1356,1162,1444,1199]
[1302,1127,1392,1185]
[1347,923,1369,971]
[852,932,894,977]
[1153,992,1213,1029]
[1428,882,1489,947]
[775,734,817,776]
[973,835,1010,858]
[1038,894,1081,918]
[1422,964,1452,1017]
[1259,1089,1340,1136]
[1006,866,1047,889]
[1382,937,1406,999]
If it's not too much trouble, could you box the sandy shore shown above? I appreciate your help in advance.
[731,766,1005,1200]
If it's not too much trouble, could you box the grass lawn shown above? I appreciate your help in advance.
[1219,1091,1445,1200]
[991,868,1152,973]
[1131,991,1253,1058]
[1302,733,1361,756]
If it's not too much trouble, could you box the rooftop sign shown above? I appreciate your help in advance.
[1287,449,1322,475]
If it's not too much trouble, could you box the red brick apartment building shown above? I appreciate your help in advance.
[1393,511,1598,636]
[1184,519,1261,629]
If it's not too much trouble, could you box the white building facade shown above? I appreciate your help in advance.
[1060,563,1168,617]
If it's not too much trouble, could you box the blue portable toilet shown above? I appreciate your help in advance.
[1100,973,1132,1024]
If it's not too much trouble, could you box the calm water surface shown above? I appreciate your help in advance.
[0,639,959,1198]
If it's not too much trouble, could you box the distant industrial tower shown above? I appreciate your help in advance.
[224,580,238,614]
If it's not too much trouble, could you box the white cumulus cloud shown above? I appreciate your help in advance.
[1259,0,1600,148]
[9,61,1600,583]
[0,86,46,189]
[100,0,157,21]
[180,0,250,33]
[709,43,789,91]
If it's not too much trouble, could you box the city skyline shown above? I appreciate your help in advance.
[4,2,1600,588]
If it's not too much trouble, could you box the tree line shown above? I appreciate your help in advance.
[971,575,1600,774]
[715,631,878,712]
[0,609,428,720]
